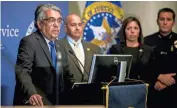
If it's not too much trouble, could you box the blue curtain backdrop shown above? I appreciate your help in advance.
[1,1,69,105]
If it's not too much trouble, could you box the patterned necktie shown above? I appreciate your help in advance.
[49,41,57,70]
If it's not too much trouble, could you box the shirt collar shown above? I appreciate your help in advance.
[158,31,173,39]
[67,35,82,45]
[42,33,51,44]
[40,31,58,44]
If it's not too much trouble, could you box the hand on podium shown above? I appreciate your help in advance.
[29,94,43,107]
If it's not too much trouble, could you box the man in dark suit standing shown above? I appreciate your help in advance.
[59,14,101,83]
[13,4,74,106]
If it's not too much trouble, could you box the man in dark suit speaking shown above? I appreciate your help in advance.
[59,14,101,83]
[13,4,74,106]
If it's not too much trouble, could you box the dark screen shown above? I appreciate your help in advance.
[88,55,133,83]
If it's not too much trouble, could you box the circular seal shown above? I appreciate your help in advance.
[82,2,124,53]
[174,40,177,48]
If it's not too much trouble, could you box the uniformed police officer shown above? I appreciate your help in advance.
[144,8,177,108]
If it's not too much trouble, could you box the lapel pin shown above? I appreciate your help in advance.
[139,49,143,52]
[87,48,90,51]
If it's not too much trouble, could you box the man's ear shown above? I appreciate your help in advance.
[64,24,67,33]
[82,22,86,30]
[37,21,42,30]
[172,20,175,27]
[156,19,159,26]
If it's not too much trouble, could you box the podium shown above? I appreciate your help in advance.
[60,80,148,108]
[60,83,105,105]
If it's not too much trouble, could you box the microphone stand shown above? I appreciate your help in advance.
[69,50,89,81]
[56,51,62,105]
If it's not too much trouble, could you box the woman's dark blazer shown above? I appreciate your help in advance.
[109,44,154,83]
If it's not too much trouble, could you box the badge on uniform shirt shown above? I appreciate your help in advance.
[171,45,174,52]
[174,40,177,48]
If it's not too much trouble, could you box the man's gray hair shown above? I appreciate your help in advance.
[34,4,62,29]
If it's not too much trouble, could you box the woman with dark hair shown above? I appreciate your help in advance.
[108,16,153,83]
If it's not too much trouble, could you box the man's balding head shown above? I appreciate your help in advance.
[64,14,83,41]
[65,14,81,25]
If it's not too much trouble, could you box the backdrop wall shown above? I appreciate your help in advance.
[1,1,177,106]
[69,1,177,36]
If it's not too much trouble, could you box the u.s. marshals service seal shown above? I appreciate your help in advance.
[82,2,124,53]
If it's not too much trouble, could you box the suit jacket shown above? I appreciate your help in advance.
[13,31,74,105]
[59,38,101,82]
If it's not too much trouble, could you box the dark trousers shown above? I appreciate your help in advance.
[147,85,177,108]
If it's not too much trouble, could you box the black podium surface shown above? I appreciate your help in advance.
[59,80,147,106]
[60,83,106,105]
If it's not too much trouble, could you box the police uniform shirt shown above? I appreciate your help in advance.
[144,31,177,76]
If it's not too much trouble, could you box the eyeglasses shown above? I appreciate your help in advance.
[43,17,63,25]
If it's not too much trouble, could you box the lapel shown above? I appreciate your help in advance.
[121,46,126,54]
[138,45,144,61]
[122,45,144,61]
[64,39,83,74]
[55,40,61,55]
[35,31,53,66]
[82,41,92,74]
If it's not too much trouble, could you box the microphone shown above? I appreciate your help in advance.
[56,51,62,74]
[56,51,62,105]
[107,76,117,85]
[69,50,89,77]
